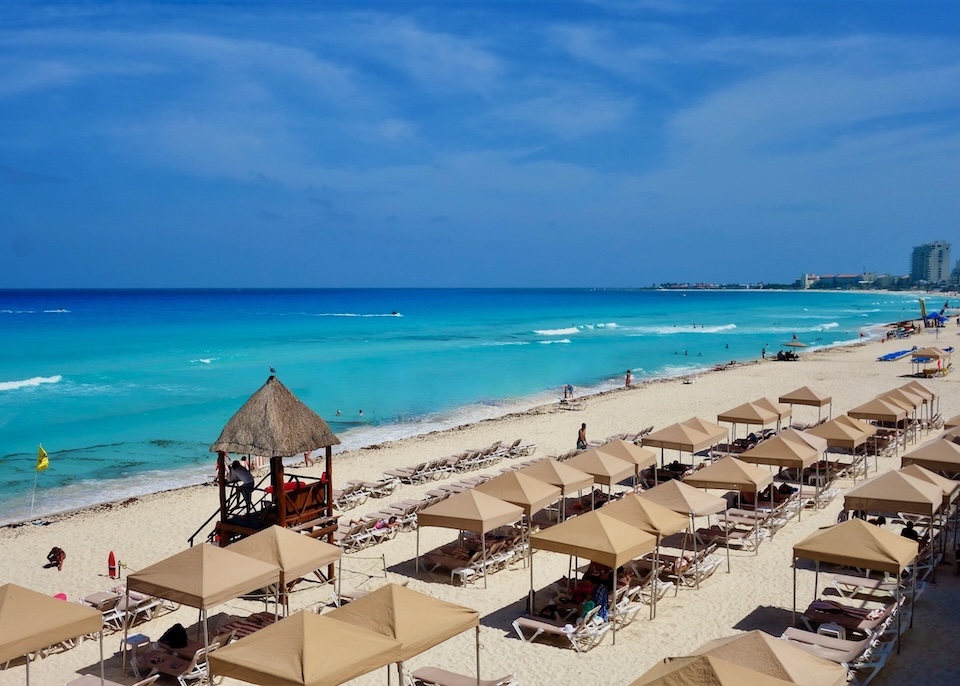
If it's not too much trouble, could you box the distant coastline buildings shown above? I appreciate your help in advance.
[910,241,951,284]
[797,240,953,291]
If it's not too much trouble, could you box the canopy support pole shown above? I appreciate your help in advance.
[792,556,797,627]
[99,630,104,686]
[415,527,420,574]
[650,538,660,621]
[476,625,481,686]
[122,587,130,673]
[528,535,535,614]
[612,567,618,645]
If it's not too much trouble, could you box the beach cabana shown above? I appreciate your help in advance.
[415,490,524,588]
[517,459,593,520]
[208,611,401,686]
[778,427,828,455]
[629,654,795,686]
[209,374,341,548]
[474,471,561,543]
[847,398,908,457]
[899,464,960,556]
[877,389,923,445]
[683,457,774,551]
[910,347,951,377]
[716,402,778,446]
[594,439,657,486]
[601,494,689,618]
[752,397,793,431]
[564,448,635,493]
[328,584,480,685]
[901,438,960,476]
[844,471,942,581]
[791,520,918,649]
[687,630,847,686]
[638,480,729,585]
[943,426,960,445]
[529,510,655,643]
[680,417,729,443]
[642,422,715,467]
[902,380,939,415]
[806,417,874,481]
[227,525,342,615]
[778,386,833,424]
[0,584,105,686]
[124,543,281,670]
[739,433,819,514]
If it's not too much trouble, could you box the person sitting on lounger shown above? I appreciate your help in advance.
[901,521,920,541]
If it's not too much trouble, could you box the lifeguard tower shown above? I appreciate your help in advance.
[192,375,341,548]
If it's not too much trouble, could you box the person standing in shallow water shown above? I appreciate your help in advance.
[625,370,632,387]
[577,423,587,450]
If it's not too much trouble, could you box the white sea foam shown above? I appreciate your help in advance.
[482,341,530,347]
[539,339,571,344]
[0,375,63,392]
[191,358,218,364]
[625,323,737,335]
[311,312,402,318]
[43,309,70,313]
[534,327,579,336]
[0,309,36,314]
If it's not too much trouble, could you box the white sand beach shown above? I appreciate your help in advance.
[2,330,958,686]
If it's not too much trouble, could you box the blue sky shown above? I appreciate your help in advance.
[1,1,958,287]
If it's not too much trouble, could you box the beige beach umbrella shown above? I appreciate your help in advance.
[643,421,716,468]
[902,380,939,417]
[739,435,819,515]
[778,427,828,455]
[564,448,635,489]
[792,520,918,647]
[415,490,523,588]
[688,630,847,686]
[638,480,729,586]
[228,525,341,616]
[911,347,951,361]
[208,611,401,686]
[680,417,729,444]
[602,494,688,619]
[0,584,105,686]
[529,510,655,644]
[630,654,796,686]
[844,471,941,518]
[899,463,960,555]
[779,386,833,424]
[806,417,873,480]
[901,438,960,475]
[328,584,480,686]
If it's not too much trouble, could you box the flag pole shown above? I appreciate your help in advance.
[32,444,48,519]
[30,470,39,518]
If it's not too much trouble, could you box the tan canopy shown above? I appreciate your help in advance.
[126,543,280,609]
[806,418,871,450]
[944,414,960,429]
[901,439,960,474]
[778,428,828,456]
[643,423,715,454]
[944,426,960,444]
[912,347,951,361]
[717,402,778,426]
[683,456,774,493]
[602,494,689,537]
[208,611,401,686]
[778,386,832,407]
[880,388,923,411]
[597,440,657,472]
[564,448,635,487]
[899,464,960,507]
[210,375,339,457]
[530,510,656,569]
[639,479,727,517]
[739,435,818,469]
[844,471,942,517]
[474,471,561,517]
[752,397,793,422]
[517,459,593,494]
[834,415,878,436]
[680,417,729,443]
[416,490,523,534]
[902,380,937,403]
[327,584,478,661]
[630,654,796,686]
[689,630,847,686]
[228,525,341,582]
[847,398,906,424]
[0,583,102,664]
[793,519,918,574]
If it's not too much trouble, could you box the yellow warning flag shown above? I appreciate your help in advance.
[36,445,49,472]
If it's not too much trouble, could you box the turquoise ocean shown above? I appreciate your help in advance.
[0,289,924,524]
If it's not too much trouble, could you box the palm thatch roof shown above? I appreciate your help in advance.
[210,376,340,457]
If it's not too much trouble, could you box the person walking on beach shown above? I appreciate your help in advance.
[625,370,632,387]
[577,423,588,450]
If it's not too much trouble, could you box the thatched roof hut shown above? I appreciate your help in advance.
[210,375,340,457]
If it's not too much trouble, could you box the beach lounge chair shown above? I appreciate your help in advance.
[409,666,519,686]
[696,524,769,553]
[145,643,218,686]
[512,604,610,652]
[830,574,898,600]
[800,598,898,636]
[780,627,895,686]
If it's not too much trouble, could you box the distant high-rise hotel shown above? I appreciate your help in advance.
[910,241,951,283]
